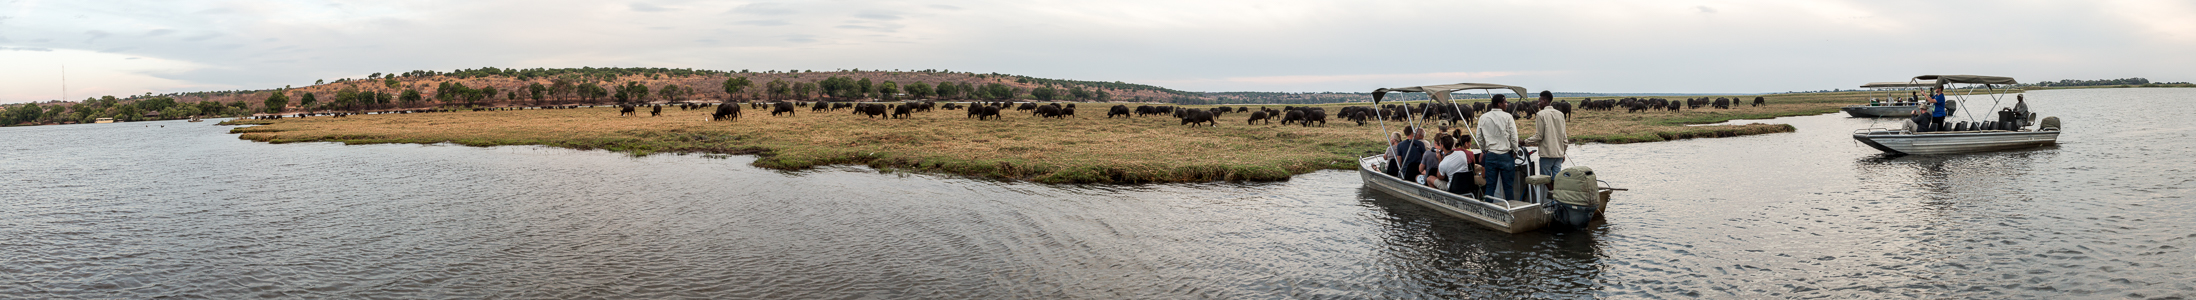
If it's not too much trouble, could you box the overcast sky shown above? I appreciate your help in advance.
[3,0,2192,103]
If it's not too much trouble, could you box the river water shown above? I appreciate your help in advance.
[3,88,2190,299]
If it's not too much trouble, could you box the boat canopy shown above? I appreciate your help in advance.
[1861,81,1936,88]
[1372,83,1530,103]
[1916,75,2018,85]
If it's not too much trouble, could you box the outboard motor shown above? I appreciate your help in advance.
[1549,166,1600,229]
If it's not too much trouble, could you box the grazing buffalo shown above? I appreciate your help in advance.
[858,104,888,118]
[650,105,663,117]
[619,104,637,116]
[971,105,1002,120]
[713,102,742,121]
[772,102,797,116]
[1299,108,1328,127]
[1016,103,1038,111]
[1179,109,1215,127]
[1753,96,1766,107]
[1247,111,1271,125]
[892,105,912,119]
[1033,104,1062,118]
[1280,109,1305,125]
[1108,105,1131,118]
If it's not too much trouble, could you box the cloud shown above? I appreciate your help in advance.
[84,30,110,43]
[630,3,673,12]
[182,33,221,42]
[2,0,2192,103]
[854,11,901,20]
[731,3,795,15]
[734,20,789,26]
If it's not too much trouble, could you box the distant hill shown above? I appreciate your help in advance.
[143,67,1209,112]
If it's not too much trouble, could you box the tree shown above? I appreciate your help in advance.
[906,82,934,99]
[958,82,976,99]
[400,89,424,107]
[1069,86,1091,101]
[527,82,548,105]
[1032,86,1058,101]
[935,82,959,99]
[613,82,649,104]
[856,78,874,99]
[264,90,291,113]
[722,76,753,100]
[878,81,900,100]
[299,92,318,110]
[659,84,683,103]
[578,82,608,103]
[480,87,500,106]
[764,79,790,100]
[550,76,577,102]
[794,81,816,99]
[983,83,1016,100]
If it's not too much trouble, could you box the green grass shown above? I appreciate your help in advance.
[226,93,1861,183]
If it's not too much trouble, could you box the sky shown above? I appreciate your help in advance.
[2,0,2193,104]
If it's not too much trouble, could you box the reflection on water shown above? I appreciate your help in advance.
[2,88,2191,298]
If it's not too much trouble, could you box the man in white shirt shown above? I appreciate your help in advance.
[1475,94,1521,202]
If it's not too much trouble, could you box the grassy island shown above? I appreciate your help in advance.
[224,92,1873,183]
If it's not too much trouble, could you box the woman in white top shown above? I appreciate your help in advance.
[1433,131,1483,195]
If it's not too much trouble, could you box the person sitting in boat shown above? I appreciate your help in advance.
[1397,126,1432,183]
[1422,131,1450,187]
[1476,95,1522,201]
[1383,132,1404,177]
[1429,131,1484,196]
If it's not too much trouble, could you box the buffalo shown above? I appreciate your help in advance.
[1179,109,1215,127]
[650,105,663,117]
[772,102,797,116]
[892,105,912,119]
[1108,105,1132,118]
[1033,104,1063,118]
[1299,108,1328,127]
[713,102,742,121]
[1247,111,1271,125]
[619,104,637,116]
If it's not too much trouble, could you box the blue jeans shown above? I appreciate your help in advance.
[1482,151,1515,202]
[1539,157,1564,177]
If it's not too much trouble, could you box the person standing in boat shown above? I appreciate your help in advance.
[1476,95,1522,202]
[1926,87,1949,130]
[1525,90,1568,178]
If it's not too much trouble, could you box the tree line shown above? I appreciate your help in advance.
[2,95,252,125]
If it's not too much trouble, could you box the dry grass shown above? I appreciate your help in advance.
[228,92,1867,183]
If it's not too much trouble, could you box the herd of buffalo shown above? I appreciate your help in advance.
[245,96,1769,127]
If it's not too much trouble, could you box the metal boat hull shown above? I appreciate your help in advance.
[1357,156,1548,233]
[1841,105,1918,118]
[1851,130,2059,155]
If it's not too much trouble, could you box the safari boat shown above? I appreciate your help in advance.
[1840,81,1936,118]
[94,117,116,124]
[1360,83,1620,233]
[1851,75,2060,155]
